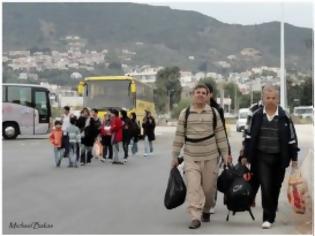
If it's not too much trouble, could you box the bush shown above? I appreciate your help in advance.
[171,98,191,119]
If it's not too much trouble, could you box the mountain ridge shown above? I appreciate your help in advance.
[3,2,313,72]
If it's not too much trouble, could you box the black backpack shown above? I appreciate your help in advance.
[183,106,218,143]
[224,163,255,221]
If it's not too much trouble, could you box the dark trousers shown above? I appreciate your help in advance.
[251,151,286,223]
[62,134,70,157]
[101,136,112,159]
[80,145,93,163]
[122,138,130,159]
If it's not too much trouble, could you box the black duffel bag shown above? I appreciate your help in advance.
[164,167,186,210]
[217,164,236,193]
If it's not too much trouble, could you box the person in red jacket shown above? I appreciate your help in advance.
[49,120,64,167]
[100,113,113,160]
[110,109,124,164]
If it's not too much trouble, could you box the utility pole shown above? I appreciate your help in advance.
[280,2,287,110]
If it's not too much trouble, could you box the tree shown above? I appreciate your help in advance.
[224,82,240,112]
[199,77,219,96]
[287,76,312,111]
[154,66,182,114]
[171,98,191,119]
[300,77,312,106]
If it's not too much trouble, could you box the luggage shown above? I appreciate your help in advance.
[164,167,186,210]
[217,164,236,193]
[221,163,255,221]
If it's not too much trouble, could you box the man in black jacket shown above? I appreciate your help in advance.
[205,82,232,214]
[243,84,299,229]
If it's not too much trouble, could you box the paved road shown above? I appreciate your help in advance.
[3,125,313,234]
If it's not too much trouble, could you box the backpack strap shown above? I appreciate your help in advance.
[184,105,218,143]
[226,211,230,221]
[248,208,255,221]
[184,106,190,143]
[210,106,217,131]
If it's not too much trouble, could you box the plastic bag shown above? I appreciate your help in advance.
[164,167,186,210]
[287,168,307,214]
[92,139,103,159]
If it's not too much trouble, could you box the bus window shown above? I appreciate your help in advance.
[7,86,32,107]
[34,90,49,122]
[2,86,7,102]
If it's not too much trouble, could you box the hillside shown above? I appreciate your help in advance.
[3,2,313,72]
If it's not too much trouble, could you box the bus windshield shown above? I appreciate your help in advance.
[84,80,133,109]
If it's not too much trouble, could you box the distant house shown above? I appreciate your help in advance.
[18,72,28,80]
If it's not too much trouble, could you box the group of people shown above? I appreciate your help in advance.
[172,83,299,230]
[49,106,156,167]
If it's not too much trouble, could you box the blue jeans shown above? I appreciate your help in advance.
[53,147,64,167]
[144,136,153,155]
[113,142,123,162]
[80,145,92,164]
[131,138,138,154]
[69,143,79,167]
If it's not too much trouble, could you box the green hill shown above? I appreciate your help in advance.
[3,2,313,72]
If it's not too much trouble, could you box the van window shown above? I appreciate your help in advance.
[239,112,248,119]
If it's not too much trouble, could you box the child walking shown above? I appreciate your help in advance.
[49,120,64,167]
[66,116,81,167]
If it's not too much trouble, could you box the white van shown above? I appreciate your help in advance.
[293,106,313,119]
[236,108,250,132]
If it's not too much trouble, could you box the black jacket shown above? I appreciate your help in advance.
[142,116,156,141]
[211,100,231,155]
[244,106,299,168]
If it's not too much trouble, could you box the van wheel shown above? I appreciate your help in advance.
[3,122,19,139]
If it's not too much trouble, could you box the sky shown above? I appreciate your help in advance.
[142,1,314,28]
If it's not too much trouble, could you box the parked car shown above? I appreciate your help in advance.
[236,108,250,132]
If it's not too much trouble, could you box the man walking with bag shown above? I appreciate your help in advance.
[243,84,299,229]
[171,84,230,229]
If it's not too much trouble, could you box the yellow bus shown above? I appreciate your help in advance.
[78,76,156,123]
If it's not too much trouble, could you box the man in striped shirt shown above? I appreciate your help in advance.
[171,84,230,229]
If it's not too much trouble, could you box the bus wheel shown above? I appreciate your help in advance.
[3,122,19,139]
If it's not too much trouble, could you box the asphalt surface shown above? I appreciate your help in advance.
[3,125,313,234]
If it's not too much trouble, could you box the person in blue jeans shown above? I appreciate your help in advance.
[66,116,81,168]
[130,112,140,155]
[142,110,155,157]
[49,120,64,167]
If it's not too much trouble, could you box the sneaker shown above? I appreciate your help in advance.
[261,221,272,229]
[201,212,210,222]
[124,159,128,163]
[188,219,201,229]
[144,153,148,157]
[209,207,215,214]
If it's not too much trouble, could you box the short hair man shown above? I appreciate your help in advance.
[172,84,230,229]
[243,84,299,229]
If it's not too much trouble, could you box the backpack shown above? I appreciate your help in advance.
[224,163,255,221]
[183,106,218,143]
